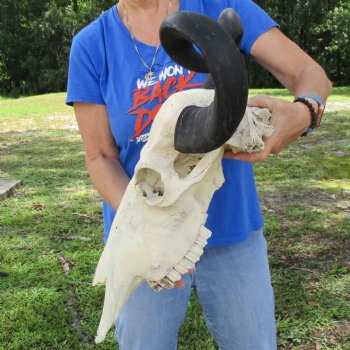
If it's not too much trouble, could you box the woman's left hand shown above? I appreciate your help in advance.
[224,94,311,162]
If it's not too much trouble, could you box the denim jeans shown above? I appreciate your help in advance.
[115,228,277,350]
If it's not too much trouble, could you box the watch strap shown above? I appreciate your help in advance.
[300,93,324,106]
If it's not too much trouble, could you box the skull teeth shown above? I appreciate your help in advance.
[158,277,175,289]
[153,284,163,291]
[148,281,164,292]
[166,269,182,282]
[185,250,199,263]
[180,257,194,270]
[148,273,179,292]
[199,225,212,241]
[196,236,207,247]
[191,244,204,257]
[195,225,211,247]
[149,225,212,291]
[174,264,187,274]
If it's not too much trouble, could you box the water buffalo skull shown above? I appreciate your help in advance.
[93,9,273,343]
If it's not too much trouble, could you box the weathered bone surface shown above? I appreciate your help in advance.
[93,89,273,343]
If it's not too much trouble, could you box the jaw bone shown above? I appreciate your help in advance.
[92,89,272,343]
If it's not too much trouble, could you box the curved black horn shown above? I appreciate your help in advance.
[160,9,248,153]
[219,8,243,47]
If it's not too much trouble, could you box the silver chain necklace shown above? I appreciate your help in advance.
[121,0,172,82]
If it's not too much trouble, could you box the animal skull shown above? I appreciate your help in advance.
[92,8,274,343]
[93,88,273,343]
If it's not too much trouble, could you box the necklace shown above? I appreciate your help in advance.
[121,0,172,82]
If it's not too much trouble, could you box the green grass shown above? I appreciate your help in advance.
[0,93,74,132]
[1,88,349,349]
[249,86,350,102]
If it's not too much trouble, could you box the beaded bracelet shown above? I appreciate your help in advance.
[293,97,317,136]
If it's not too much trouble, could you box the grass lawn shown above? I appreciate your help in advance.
[0,88,349,350]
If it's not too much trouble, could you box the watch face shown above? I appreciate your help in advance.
[316,104,325,127]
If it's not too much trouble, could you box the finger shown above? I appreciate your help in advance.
[228,150,270,163]
[175,279,185,288]
[224,149,268,162]
[247,94,274,108]
[223,151,238,159]
[224,136,273,162]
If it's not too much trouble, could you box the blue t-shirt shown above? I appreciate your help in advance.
[66,0,277,247]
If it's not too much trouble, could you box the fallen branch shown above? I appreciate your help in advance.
[57,253,91,349]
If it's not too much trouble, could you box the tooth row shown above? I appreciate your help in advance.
[148,226,212,292]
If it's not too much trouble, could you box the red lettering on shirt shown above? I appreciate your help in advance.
[131,104,162,138]
[130,87,151,112]
[129,72,201,140]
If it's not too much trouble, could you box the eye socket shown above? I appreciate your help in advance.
[136,168,164,199]
[174,153,204,178]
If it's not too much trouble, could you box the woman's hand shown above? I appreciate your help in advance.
[174,268,194,288]
[226,26,331,164]
[224,94,312,162]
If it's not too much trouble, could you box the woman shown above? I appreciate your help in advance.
[66,0,331,349]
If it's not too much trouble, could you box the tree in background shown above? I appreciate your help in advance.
[314,1,350,85]
[0,0,348,96]
[0,0,114,96]
[250,0,349,88]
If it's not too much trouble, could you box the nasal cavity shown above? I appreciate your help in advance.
[174,153,203,178]
[136,168,164,199]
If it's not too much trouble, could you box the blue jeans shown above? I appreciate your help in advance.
[115,228,277,350]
